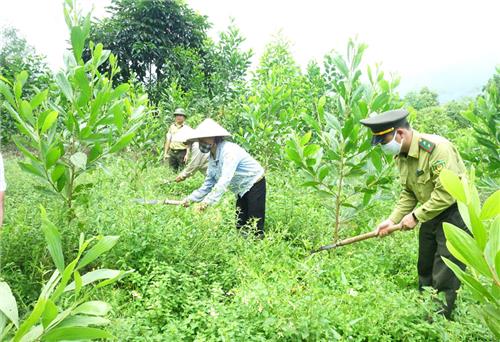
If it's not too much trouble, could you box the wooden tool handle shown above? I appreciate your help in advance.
[336,223,403,247]
[310,223,404,254]
[163,199,183,205]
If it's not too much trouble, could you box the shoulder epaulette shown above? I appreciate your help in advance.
[419,138,435,153]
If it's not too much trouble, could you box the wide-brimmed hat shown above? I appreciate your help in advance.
[171,126,194,143]
[186,118,231,142]
[172,108,187,117]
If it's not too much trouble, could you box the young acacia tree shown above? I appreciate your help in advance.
[461,67,499,185]
[0,0,146,209]
[286,40,400,241]
[439,168,499,339]
[0,207,131,341]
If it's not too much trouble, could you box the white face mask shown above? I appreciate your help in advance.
[380,133,402,155]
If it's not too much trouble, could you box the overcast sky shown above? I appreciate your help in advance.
[1,0,499,102]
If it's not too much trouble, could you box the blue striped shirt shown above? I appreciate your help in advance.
[187,141,264,205]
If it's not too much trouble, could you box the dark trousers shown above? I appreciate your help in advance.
[418,203,468,318]
[236,177,266,238]
[169,149,187,171]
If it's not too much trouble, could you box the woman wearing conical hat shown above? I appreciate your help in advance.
[182,118,266,238]
[170,126,209,182]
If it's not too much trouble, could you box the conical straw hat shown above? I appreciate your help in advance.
[186,118,231,142]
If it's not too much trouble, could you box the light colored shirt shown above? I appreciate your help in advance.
[166,123,188,150]
[0,153,6,191]
[187,141,264,205]
[179,142,209,179]
[389,131,466,223]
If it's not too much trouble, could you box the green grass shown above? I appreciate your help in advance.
[0,153,491,341]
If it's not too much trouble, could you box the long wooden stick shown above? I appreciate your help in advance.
[310,223,403,254]
[133,198,183,205]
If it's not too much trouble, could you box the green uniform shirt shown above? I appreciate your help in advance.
[389,131,466,224]
[166,123,188,150]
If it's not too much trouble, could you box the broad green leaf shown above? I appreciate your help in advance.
[39,270,61,298]
[95,269,133,289]
[468,203,487,250]
[74,66,91,106]
[45,146,62,169]
[111,83,130,100]
[0,282,19,328]
[496,251,500,281]
[41,299,58,329]
[0,80,15,106]
[458,202,472,232]
[317,96,326,117]
[341,118,354,140]
[88,143,103,163]
[108,131,135,154]
[40,110,58,134]
[481,190,500,220]
[40,207,65,273]
[77,236,119,269]
[12,137,38,163]
[285,146,301,164]
[300,131,312,146]
[14,71,28,99]
[485,216,499,273]
[18,162,45,179]
[332,55,349,78]
[71,26,85,62]
[65,269,122,291]
[325,113,341,132]
[443,222,492,278]
[13,298,47,341]
[318,165,330,181]
[51,258,79,303]
[74,271,82,296]
[0,313,7,337]
[72,301,111,316]
[482,304,500,339]
[439,169,467,203]
[51,164,66,182]
[303,144,321,158]
[370,150,383,172]
[4,102,38,141]
[370,93,389,112]
[17,70,28,85]
[19,100,34,123]
[110,101,124,131]
[55,72,73,101]
[442,258,494,303]
[30,89,49,109]
[43,326,113,341]
[18,324,43,342]
[58,315,110,328]
[56,174,67,192]
[70,152,87,170]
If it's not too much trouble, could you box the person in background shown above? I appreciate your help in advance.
[360,109,469,319]
[182,118,266,238]
[172,126,209,183]
[163,108,190,171]
[0,151,6,228]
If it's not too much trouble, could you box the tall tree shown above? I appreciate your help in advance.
[0,27,51,141]
[404,86,439,110]
[87,0,210,102]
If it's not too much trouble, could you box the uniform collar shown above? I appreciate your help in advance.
[407,130,420,159]
[174,122,184,128]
